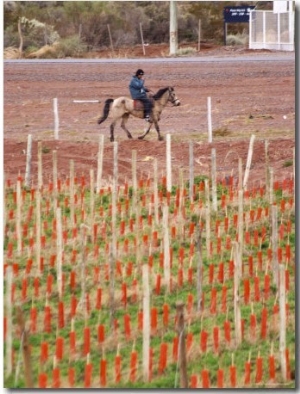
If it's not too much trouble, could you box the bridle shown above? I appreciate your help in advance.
[168,87,180,106]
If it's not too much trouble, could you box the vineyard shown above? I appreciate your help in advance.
[3,135,295,388]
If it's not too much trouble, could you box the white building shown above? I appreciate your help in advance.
[249,1,294,51]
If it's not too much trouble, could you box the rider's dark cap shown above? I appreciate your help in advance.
[136,69,144,76]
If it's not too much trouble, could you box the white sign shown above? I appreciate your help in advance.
[273,1,287,13]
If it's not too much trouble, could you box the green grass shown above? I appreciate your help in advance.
[3,170,295,388]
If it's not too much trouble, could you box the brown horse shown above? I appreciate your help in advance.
[97,86,180,141]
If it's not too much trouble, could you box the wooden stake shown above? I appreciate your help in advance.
[195,223,203,312]
[16,307,34,387]
[16,175,22,257]
[53,98,59,140]
[207,97,212,143]
[279,264,287,381]
[139,23,146,55]
[243,134,255,190]
[189,141,194,203]
[198,19,201,51]
[56,207,63,299]
[96,134,104,193]
[37,141,43,190]
[211,148,217,212]
[142,264,150,382]
[69,160,75,227]
[166,134,172,193]
[176,301,188,388]
[5,266,13,378]
[271,205,279,287]
[153,158,159,225]
[238,189,244,277]
[265,140,269,195]
[36,189,41,275]
[233,241,242,346]
[163,204,171,292]
[204,179,211,258]
[52,150,58,198]
[24,134,32,188]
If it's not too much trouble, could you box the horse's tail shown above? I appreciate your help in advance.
[97,98,114,124]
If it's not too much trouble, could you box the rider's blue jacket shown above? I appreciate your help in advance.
[129,75,149,99]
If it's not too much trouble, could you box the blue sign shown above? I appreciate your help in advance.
[223,6,255,23]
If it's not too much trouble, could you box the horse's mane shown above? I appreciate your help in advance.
[152,87,171,100]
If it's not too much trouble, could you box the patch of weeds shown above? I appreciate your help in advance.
[213,126,231,137]
[42,146,51,154]
[283,160,293,167]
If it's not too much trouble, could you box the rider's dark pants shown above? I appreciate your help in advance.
[138,97,152,118]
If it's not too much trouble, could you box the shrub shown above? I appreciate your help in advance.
[176,46,197,56]
[55,35,87,58]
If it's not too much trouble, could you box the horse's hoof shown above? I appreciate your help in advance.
[158,136,164,141]
[138,136,144,140]
[128,135,133,139]
[110,138,114,142]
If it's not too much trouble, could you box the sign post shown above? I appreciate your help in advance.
[223,6,255,45]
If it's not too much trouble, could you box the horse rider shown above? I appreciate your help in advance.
[129,69,152,122]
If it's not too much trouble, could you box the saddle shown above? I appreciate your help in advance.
[133,94,154,111]
[133,100,144,111]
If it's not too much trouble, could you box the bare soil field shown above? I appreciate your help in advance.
[4,44,295,187]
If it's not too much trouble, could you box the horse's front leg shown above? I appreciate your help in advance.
[121,114,133,139]
[138,122,152,140]
[154,121,163,141]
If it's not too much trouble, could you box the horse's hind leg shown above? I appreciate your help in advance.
[110,121,116,142]
[121,114,133,139]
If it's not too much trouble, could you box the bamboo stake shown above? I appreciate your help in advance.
[211,148,217,212]
[53,150,58,198]
[207,97,212,143]
[142,264,150,382]
[5,266,13,378]
[56,207,63,299]
[233,241,242,346]
[271,205,279,287]
[80,224,89,317]
[132,150,137,209]
[243,134,256,190]
[16,307,34,387]
[204,179,211,258]
[189,141,194,203]
[90,169,94,228]
[279,264,287,381]
[176,301,188,388]
[96,134,104,193]
[16,175,22,257]
[238,157,243,192]
[195,223,203,312]
[265,140,269,196]
[24,134,32,188]
[53,98,59,140]
[70,160,75,227]
[163,204,171,292]
[36,189,41,275]
[37,141,43,190]
[269,167,274,206]
[238,189,244,276]
[153,158,159,225]
[166,134,172,193]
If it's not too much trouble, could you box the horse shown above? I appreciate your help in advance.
[97,86,180,142]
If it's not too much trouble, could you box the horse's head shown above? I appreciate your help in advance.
[168,87,180,106]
